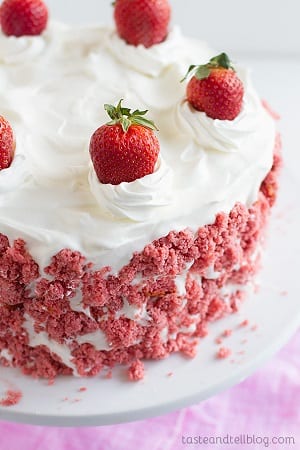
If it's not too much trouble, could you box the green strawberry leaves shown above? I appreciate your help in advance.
[104,100,158,133]
[181,52,235,82]
[209,53,233,69]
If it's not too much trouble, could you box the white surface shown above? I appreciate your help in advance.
[46,0,300,55]
[0,127,299,425]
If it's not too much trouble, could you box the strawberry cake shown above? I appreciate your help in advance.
[0,0,281,380]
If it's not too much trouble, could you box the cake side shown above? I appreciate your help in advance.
[0,134,281,379]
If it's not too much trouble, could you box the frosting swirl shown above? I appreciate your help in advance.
[89,157,174,221]
[176,68,262,153]
[0,153,30,194]
[0,35,45,64]
[105,27,182,77]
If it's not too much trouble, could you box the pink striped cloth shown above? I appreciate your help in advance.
[0,330,298,450]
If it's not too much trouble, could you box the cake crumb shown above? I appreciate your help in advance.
[251,324,258,332]
[280,290,288,297]
[128,360,145,381]
[239,320,249,327]
[0,389,22,407]
[78,387,87,392]
[105,370,112,380]
[216,347,231,359]
[222,329,232,338]
[215,337,223,345]
[167,372,173,377]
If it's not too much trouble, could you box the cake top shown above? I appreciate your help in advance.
[0,1,276,272]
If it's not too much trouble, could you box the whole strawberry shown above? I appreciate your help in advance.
[90,100,160,185]
[114,0,171,48]
[182,53,244,121]
[0,116,14,170]
[0,0,48,37]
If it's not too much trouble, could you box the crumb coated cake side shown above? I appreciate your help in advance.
[0,135,281,379]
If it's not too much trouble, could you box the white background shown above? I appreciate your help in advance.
[47,0,300,55]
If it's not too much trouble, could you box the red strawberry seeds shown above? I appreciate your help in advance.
[90,100,160,185]
[114,0,171,48]
[183,53,244,121]
[0,115,14,170]
[0,0,48,37]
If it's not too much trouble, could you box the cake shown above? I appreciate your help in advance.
[0,0,281,380]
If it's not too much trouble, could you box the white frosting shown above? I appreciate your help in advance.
[23,313,111,373]
[204,265,222,280]
[0,22,276,277]
[0,348,13,363]
[89,157,174,221]
[69,289,94,320]
[0,154,30,194]
[23,314,79,373]
[115,299,151,325]
[105,26,183,77]
[0,34,45,64]
[76,330,110,351]
[174,261,194,296]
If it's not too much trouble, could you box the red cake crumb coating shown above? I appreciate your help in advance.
[216,347,232,360]
[105,370,113,379]
[0,134,281,380]
[0,389,22,407]
[128,360,145,381]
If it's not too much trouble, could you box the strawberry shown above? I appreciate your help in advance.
[114,0,171,48]
[89,100,160,185]
[0,116,14,170]
[0,0,48,37]
[182,53,244,121]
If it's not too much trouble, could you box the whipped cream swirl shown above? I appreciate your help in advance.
[0,35,46,64]
[89,158,174,221]
[176,68,262,153]
[0,153,30,194]
[105,27,182,77]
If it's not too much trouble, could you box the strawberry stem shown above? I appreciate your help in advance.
[104,100,158,133]
[181,52,235,82]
